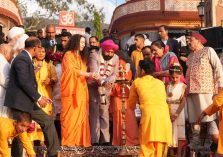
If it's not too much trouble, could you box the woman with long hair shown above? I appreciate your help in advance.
[60,34,97,147]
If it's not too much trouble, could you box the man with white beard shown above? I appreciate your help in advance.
[0,44,13,117]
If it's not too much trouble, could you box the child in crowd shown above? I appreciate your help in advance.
[0,112,35,157]
[166,63,186,157]
[28,47,58,146]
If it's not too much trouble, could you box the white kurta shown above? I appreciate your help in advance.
[186,47,223,123]
[0,54,11,118]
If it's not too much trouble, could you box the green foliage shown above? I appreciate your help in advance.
[17,0,105,31]
[94,11,102,40]
[76,0,105,23]
[35,0,71,16]
[17,0,27,18]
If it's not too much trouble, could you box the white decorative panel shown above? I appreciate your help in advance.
[113,0,160,21]
[165,0,200,11]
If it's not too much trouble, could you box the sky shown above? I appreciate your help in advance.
[25,0,125,24]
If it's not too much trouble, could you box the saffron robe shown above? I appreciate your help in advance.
[111,59,139,146]
[60,51,91,147]
[128,75,172,156]
[0,117,35,157]
[205,88,223,154]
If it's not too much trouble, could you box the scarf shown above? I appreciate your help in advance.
[98,53,114,105]
[99,53,113,80]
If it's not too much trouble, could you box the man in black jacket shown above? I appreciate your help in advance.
[158,25,180,58]
[41,24,57,49]
[4,37,60,157]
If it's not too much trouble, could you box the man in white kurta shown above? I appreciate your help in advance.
[0,44,13,117]
[186,32,223,149]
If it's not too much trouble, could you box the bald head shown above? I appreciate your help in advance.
[0,44,13,62]
[46,24,56,40]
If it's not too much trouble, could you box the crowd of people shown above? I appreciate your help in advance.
[0,23,223,157]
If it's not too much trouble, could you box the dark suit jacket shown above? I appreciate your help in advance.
[166,38,180,58]
[41,37,60,50]
[4,50,41,113]
[41,38,52,50]
[41,38,64,57]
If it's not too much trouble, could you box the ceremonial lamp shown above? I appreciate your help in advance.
[115,63,131,146]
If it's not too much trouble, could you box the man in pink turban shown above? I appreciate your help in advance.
[88,39,119,145]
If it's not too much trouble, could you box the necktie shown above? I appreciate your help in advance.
[50,40,56,46]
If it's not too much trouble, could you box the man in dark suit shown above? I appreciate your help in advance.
[41,24,63,62]
[41,24,57,49]
[158,25,180,58]
[4,37,60,157]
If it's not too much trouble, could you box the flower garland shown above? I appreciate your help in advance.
[99,53,113,79]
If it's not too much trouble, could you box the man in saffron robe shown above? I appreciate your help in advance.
[128,60,172,157]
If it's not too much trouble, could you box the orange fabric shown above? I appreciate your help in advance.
[139,142,168,157]
[60,51,91,147]
[111,59,132,99]
[112,100,139,146]
[111,59,139,146]
[205,88,223,154]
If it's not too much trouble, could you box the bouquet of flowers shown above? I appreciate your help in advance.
[47,45,63,62]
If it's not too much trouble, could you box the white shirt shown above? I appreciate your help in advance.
[85,33,91,46]
[50,40,57,46]
[126,36,135,47]
[24,50,33,62]
[144,38,152,46]
[162,39,168,45]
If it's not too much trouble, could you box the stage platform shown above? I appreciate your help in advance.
[36,146,140,157]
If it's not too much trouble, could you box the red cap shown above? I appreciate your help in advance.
[191,32,207,45]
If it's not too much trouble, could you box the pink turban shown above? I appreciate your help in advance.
[101,39,119,52]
